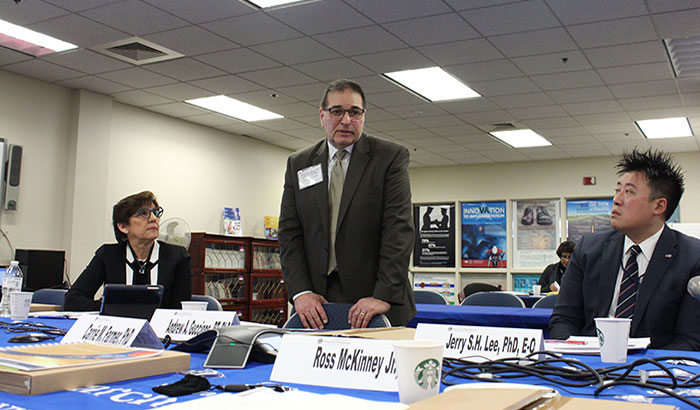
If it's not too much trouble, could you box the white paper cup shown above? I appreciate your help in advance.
[532,285,541,296]
[10,291,33,321]
[392,340,443,404]
[181,301,208,311]
[595,317,631,363]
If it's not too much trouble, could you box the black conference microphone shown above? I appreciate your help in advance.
[687,276,700,300]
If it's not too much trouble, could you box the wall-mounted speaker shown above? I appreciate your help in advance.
[4,144,22,210]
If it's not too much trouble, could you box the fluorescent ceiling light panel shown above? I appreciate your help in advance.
[636,117,693,139]
[489,129,552,148]
[245,0,305,7]
[186,95,283,122]
[383,67,480,102]
[0,18,77,56]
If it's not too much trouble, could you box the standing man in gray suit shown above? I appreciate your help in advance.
[279,79,416,329]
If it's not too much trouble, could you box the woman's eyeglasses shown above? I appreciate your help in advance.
[134,206,163,219]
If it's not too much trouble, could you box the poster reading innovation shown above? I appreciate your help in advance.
[413,204,455,267]
[461,201,507,268]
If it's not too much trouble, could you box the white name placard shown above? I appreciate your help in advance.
[415,323,543,362]
[270,334,398,391]
[149,309,240,342]
[62,315,162,349]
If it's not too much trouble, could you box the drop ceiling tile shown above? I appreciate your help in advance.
[142,0,254,24]
[99,67,178,88]
[627,107,696,121]
[343,0,452,23]
[44,0,124,12]
[278,82,329,102]
[509,105,569,120]
[469,77,540,97]
[647,138,700,152]
[382,13,480,47]
[215,121,270,136]
[384,103,446,118]
[41,49,130,75]
[112,89,173,106]
[457,110,516,125]
[267,0,373,36]
[410,137,455,148]
[283,127,326,142]
[353,74,402,93]
[488,28,577,58]
[28,13,127,48]
[609,80,678,99]
[567,16,657,48]
[269,102,317,117]
[603,141,651,154]
[583,41,667,69]
[409,114,466,128]
[448,59,522,82]
[2,59,83,82]
[546,86,615,103]
[144,58,227,82]
[460,0,560,36]
[239,67,317,88]
[537,127,590,137]
[0,1,69,25]
[431,98,499,114]
[256,118,310,131]
[80,0,189,36]
[445,133,492,144]
[252,37,340,65]
[370,119,420,132]
[573,112,633,126]
[645,0,700,13]
[147,102,209,117]
[561,100,624,115]
[511,51,591,75]
[56,75,131,93]
[584,122,639,134]
[190,75,265,95]
[292,58,374,82]
[202,13,302,46]
[194,48,281,74]
[567,149,614,158]
[597,62,672,84]
[545,0,648,25]
[519,147,570,161]
[521,116,581,128]
[393,130,440,142]
[314,26,406,56]
[367,90,425,107]
[593,132,643,142]
[363,108,399,121]
[652,8,700,38]
[530,70,604,91]
[546,135,597,145]
[490,92,556,109]
[433,124,483,137]
[559,142,610,153]
[619,95,684,111]
[0,47,33,66]
[681,92,700,107]
[417,39,503,66]
[272,138,310,150]
[183,113,242,127]
[144,83,214,100]
[143,26,239,56]
[352,49,434,73]
[232,89,298,107]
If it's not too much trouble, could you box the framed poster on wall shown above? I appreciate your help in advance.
[566,198,613,243]
[513,199,560,269]
[413,204,455,267]
[461,201,507,268]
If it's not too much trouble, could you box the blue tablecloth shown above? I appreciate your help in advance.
[2,317,700,409]
[409,304,552,337]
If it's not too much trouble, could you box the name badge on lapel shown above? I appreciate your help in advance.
[298,164,323,190]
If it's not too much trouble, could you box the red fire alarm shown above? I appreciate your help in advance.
[583,176,596,186]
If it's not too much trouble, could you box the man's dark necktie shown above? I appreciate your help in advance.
[615,245,642,318]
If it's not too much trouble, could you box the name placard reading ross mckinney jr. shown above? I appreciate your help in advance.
[270,334,399,391]
[414,323,543,362]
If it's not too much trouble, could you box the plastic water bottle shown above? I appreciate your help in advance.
[0,261,23,317]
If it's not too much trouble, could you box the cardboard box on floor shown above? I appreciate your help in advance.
[408,388,675,410]
[0,349,190,395]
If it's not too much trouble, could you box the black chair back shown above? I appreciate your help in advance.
[283,302,391,329]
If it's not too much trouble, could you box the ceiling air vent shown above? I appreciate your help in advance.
[492,122,516,129]
[664,36,700,78]
[92,37,183,65]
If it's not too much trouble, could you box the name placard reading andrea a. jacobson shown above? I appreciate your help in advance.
[270,334,398,391]
[415,323,543,362]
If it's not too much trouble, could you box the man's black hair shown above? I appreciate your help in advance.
[615,148,684,220]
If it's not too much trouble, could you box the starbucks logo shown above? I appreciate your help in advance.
[597,328,605,345]
[413,358,440,390]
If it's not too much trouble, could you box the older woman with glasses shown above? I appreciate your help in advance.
[65,191,191,311]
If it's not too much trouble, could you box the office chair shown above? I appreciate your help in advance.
[283,302,391,330]
[413,289,448,305]
[32,288,67,310]
[532,294,558,309]
[462,291,526,308]
[191,294,223,311]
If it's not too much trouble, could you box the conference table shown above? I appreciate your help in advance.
[1,317,699,409]
[408,304,553,337]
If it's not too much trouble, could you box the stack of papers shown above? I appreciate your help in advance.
[544,336,650,354]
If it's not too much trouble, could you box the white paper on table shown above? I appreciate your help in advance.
[158,389,407,410]
[544,336,650,354]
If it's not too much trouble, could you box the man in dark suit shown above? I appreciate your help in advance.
[278,79,415,329]
[550,149,700,350]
